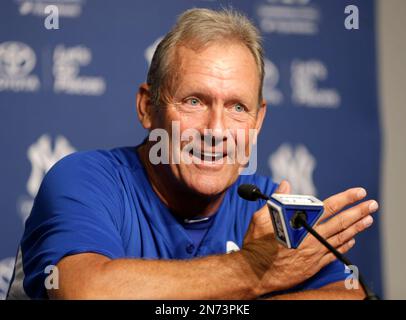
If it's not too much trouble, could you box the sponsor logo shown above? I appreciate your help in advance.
[256,0,320,35]
[263,58,283,106]
[0,41,40,92]
[226,241,240,253]
[0,257,15,300]
[53,45,106,96]
[291,60,341,108]
[269,143,317,195]
[15,0,85,18]
[18,135,76,223]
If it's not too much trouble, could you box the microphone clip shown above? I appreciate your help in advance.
[267,194,324,249]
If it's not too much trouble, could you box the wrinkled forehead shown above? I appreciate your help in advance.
[168,42,261,100]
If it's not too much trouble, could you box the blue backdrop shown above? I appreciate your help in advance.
[0,0,382,298]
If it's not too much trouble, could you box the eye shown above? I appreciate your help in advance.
[185,97,201,106]
[234,103,246,113]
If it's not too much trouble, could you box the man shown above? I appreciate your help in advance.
[7,8,378,299]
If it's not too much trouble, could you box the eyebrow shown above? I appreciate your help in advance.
[176,89,253,107]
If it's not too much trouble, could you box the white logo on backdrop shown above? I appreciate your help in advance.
[15,0,85,18]
[0,41,40,92]
[0,257,15,300]
[291,60,340,108]
[145,36,164,65]
[226,241,240,254]
[18,135,76,223]
[263,58,283,105]
[53,45,106,96]
[256,0,320,35]
[269,143,317,195]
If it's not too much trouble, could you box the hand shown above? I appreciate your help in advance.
[243,180,291,242]
[241,181,379,296]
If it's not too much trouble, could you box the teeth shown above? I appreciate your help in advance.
[191,150,224,161]
[202,152,223,158]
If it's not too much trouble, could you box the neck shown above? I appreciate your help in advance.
[137,142,225,219]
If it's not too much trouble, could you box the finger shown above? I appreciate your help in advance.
[253,205,272,226]
[326,215,374,249]
[275,180,291,194]
[249,205,274,238]
[317,200,378,239]
[319,187,368,222]
[319,238,356,267]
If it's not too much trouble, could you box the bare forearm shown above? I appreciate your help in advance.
[96,255,257,299]
[51,252,262,300]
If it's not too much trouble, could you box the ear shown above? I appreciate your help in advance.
[136,83,154,129]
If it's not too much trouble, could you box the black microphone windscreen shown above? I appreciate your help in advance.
[238,184,264,201]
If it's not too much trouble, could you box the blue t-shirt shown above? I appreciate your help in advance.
[7,146,347,299]
[179,215,215,250]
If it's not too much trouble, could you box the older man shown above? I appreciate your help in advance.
[7,8,377,299]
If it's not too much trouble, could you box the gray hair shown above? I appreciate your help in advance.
[147,8,265,107]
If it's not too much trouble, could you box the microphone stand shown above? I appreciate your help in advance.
[292,212,379,300]
[237,184,380,300]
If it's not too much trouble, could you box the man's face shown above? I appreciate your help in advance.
[149,42,265,196]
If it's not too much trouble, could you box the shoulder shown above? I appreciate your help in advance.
[29,147,143,240]
[37,146,142,204]
[45,146,139,183]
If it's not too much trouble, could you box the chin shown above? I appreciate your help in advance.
[183,167,239,197]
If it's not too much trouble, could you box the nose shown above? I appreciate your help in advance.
[206,104,227,132]
[203,105,227,148]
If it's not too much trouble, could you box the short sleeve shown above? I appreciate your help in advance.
[266,260,348,298]
[20,151,126,298]
[295,259,347,290]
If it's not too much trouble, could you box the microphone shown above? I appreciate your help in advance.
[237,184,268,201]
[238,184,324,249]
[237,183,380,300]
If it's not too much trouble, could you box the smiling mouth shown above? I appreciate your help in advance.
[189,149,226,163]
